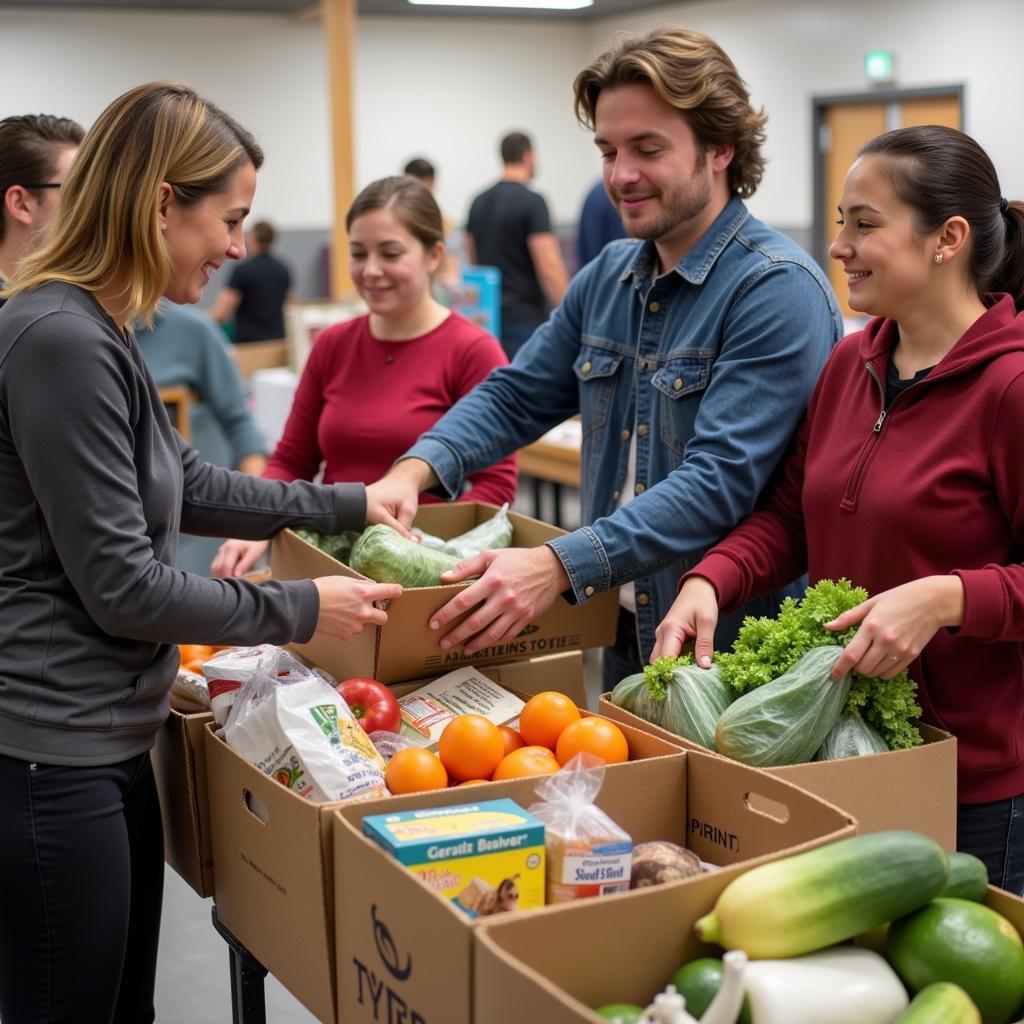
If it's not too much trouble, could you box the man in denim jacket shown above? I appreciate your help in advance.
[368,28,843,688]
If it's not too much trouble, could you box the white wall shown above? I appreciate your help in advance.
[3,0,1023,233]
[588,0,1024,228]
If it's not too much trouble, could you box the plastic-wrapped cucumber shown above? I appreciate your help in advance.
[440,503,514,561]
[814,711,890,761]
[292,528,361,565]
[715,646,852,766]
[350,525,461,587]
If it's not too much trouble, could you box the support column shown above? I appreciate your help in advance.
[322,0,356,298]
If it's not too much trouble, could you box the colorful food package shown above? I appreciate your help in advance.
[396,667,525,748]
[223,654,387,803]
[361,798,546,917]
[529,754,632,904]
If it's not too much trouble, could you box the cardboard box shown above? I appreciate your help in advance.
[271,503,619,683]
[151,707,215,897]
[474,868,1024,1023]
[334,748,854,1024]
[206,652,590,1024]
[600,695,957,850]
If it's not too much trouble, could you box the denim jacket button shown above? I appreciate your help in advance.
[637,423,648,437]
[649,301,661,313]
[673,378,683,391]
[584,585,595,598]
[582,361,592,375]
[620,428,630,441]
[636,593,650,606]
[634,483,646,495]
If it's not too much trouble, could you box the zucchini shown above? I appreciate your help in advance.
[662,663,733,750]
[939,852,989,902]
[439,503,514,560]
[893,983,981,1023]
[715,645,851,766]
[694,830,949,958]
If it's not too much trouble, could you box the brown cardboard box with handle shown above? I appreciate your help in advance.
[151,707,215,897]
[206,651,589,1024]
[600,695,957,850]
[474,860,1024,1023]
[333,746,855,1024]
[270,503,619,683]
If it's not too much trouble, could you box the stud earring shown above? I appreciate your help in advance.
[934,253,943,265]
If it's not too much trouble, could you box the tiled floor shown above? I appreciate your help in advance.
[154,647,604,1022]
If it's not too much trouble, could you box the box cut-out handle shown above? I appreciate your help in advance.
[744,791,790,824]
[243,788,270,825]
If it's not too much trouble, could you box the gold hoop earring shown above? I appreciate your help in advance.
[934,253,943,265]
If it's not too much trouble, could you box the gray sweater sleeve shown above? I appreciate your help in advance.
[2,308,353,646]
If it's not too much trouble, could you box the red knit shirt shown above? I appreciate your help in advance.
[692,296,1024,804]
[265,311,518,505]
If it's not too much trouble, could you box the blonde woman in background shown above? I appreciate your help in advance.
[0,83,404,1023]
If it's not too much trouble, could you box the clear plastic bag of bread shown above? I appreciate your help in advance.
[529,752,633,904]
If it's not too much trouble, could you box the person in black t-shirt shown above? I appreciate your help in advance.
[466,132,568,358]
[208,219,292,342]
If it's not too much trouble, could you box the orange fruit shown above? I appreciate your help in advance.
[181,658,207,674]
[438,714,505,782]
[458,779,489,787]
[385,748,448,794]
[518,691,581,751]
[492,745,560,781]
[498,726,525,758]
[555,717,629,766]
[178,644,215,666]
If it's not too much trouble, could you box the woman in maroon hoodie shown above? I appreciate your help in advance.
[654,125,1024,893]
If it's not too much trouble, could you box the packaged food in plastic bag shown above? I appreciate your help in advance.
[814,711,890,761]
[529,754,632,904]
[170,668,210,712]
[367,730,417,762]
[223,653,387,803]
[203,645,311,725]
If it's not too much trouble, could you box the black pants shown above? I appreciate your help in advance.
[0,751,164,1024]
[601,608,644,693]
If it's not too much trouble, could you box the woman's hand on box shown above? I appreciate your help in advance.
[211,538,268,578]
[430,547,570,656]
[314,576,403,640]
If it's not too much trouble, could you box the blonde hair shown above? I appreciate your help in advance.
[573,28,768,198]
[7,82,263,324]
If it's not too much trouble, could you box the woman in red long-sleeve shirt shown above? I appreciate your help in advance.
[654,126,1024,893]
[213,176,518,577]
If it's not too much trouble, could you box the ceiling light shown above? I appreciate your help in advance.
[408,0,594,9]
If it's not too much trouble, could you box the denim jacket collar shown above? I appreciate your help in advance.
[618,195,751,288]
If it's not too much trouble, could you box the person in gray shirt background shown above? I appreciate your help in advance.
[0,82,404,1024]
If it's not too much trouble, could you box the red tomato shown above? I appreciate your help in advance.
[335,677,401,734]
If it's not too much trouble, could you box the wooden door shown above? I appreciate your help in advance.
[818,91,962,318]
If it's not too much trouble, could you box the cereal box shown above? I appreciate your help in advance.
[361,798,545,917]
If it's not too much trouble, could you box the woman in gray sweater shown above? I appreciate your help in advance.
[0,83,403,1024]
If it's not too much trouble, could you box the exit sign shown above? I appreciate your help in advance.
[865,50,895,83]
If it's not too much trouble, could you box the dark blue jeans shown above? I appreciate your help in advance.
[957,794,1024,896]
[601,608,644,694]
[0,751,164,1024]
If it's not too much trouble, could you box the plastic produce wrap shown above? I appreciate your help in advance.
[608,671,667,729]
[814,711,889,761]
[437,503,514,561]
[715,646,852,767]
[350,524,461,586]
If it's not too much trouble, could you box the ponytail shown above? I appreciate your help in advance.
[997,201,1024,312]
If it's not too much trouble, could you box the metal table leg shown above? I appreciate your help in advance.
[212,905,268,1024]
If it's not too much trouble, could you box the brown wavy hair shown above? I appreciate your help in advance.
[574,27,768,198]
[7,82,262,324]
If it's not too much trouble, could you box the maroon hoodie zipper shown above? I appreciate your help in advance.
[841,360,914,508]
